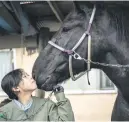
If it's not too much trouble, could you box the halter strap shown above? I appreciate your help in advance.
[48,5,96,53]
[48,5,96,83]
[71,5,96,51]
[48,41,73,54]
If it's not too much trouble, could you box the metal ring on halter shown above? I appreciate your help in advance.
[73,52,82,60]
[69,55,88,81]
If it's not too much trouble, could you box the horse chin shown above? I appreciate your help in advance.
[35,68,70,91]
[41,83,55,91]
[38,74,58,91]
[40,74,70,91]
[39,80,57,91]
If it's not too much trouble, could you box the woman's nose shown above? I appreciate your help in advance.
[30,76,34,80]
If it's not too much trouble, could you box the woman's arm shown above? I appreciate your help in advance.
[48,85,75,121]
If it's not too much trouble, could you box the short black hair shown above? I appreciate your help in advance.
[1,69,24,100]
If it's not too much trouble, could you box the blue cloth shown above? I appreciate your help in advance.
[13,98,33,111]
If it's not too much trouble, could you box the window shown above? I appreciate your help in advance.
[0,50,14,96]
[99,70,115,90]
[62,69,116,94]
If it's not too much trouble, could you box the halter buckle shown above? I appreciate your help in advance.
[64,50,74,55]
[72,52,82,60]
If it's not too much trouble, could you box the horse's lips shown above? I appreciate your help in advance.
[40,76,56,91]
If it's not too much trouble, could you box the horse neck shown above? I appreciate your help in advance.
[94,6,129,70]
[99,39,129,102]
[99,52,129,103]
[92,7,129,102]
[106,6,129,64]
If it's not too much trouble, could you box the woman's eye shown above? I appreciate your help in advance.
[23,76,26,78]
[23,74,28,78]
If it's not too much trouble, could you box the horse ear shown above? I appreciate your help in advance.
[38,27,50,52]
[74,1,84,13]
[73,1,94,13]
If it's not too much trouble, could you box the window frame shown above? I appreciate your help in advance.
[63,69,117,95]
[0,49,15,97]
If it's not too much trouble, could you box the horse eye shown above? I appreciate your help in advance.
[62,27,71,32]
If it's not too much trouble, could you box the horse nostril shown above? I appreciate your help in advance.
[32,72,35,80]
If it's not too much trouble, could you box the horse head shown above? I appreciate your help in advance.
[32,2,112,91]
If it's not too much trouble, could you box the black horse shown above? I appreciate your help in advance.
[32,2,129,121]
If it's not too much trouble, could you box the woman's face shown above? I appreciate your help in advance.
[18,71,37,92]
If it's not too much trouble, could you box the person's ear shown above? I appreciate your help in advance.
[12,87,20,92]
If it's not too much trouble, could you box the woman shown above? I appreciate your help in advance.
[0,69,75,121]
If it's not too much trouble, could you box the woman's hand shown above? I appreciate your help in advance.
[53,85,64,93]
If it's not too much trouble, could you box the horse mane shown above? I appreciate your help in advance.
[66,3,129,43]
